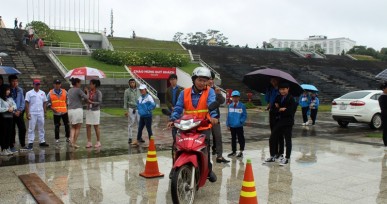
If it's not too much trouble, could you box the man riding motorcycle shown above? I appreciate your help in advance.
[167,67,218,182]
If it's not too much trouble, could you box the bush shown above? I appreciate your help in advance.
[245,102,256,109]
[25,21,59,42]
[91,49,190,67]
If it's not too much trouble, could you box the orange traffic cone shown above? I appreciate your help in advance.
[239,159,258,204]
[139,136,164,178]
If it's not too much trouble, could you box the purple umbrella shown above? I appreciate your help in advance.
[243,67,303,96]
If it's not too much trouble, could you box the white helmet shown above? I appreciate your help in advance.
[139,84,147,90]
[192,67,211,80]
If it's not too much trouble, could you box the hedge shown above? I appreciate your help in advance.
[91,49,190,67]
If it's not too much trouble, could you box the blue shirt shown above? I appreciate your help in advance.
[265,88,279,109]
[11,86,25,111]
[171,86,217,121]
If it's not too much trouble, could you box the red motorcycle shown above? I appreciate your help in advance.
[164,106,217,204]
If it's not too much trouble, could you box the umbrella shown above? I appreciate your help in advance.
[65,67,106,80]
[0,66,21,75]
[301,84,318,92]
[0,52,8,57]
[375,69,387,81]
[243,67,303,96]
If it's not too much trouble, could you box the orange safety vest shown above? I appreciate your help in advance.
[49,89,67,113]
[183,87,212,130]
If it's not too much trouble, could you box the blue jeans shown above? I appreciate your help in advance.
[137,116,153,140]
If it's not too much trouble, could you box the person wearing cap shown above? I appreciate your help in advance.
[25,79,49,150]
[226,90,247,158]
[208,71,229,163]
[264,82,296,166]
[167,67,219,182]
[46,79,70,143]
[378,82,387,151]
[131,84,156,146]
[8,75,27,152]
[124,78,140,144]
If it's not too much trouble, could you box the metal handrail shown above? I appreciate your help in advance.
[103,71,132,78]
[49,47,89,55]
[199,59,220,79]
[47,49,69,77]
[44,41,85,48]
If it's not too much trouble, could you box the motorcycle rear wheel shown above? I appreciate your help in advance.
[171,164,196,204]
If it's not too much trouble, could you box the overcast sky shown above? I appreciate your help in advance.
[2,0,387,50]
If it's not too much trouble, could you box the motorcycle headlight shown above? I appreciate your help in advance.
[174,119,201,131]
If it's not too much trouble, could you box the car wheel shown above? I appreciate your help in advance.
[338,120,349,128]
[370,114,382,129]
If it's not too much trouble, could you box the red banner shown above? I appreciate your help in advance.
[130,66,176,79]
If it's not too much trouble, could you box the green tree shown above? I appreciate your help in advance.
[25,21,59,42]
[172,32,184,42]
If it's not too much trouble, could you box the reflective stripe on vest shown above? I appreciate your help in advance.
[183,87,212,130]
[49,89,67,113]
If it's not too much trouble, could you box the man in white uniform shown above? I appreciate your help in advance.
[25,79,49,150]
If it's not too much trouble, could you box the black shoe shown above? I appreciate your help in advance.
[128,139,132,144]
[169,169,174,179]
[139,139,145,143]
[208,171,217,182]
[236,152,243,158]
[264,156,276,163]
[66,138,70,143]
[39,142,49,147]
[227,152,236,157]
[216,157,230,163]
[212,151,217,155]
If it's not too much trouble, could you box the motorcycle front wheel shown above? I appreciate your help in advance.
[171,164,196,204]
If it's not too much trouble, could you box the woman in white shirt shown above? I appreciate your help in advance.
[0,85,17,156]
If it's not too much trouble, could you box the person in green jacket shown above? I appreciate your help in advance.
[124,79,141,144]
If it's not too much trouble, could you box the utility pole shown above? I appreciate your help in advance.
[110,9,114,37]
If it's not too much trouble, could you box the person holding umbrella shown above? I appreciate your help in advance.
[67,78,91,148]
[299,91,311,125]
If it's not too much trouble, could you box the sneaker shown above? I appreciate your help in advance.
[6,149,14,155]
[227,152,236,157]
[236,152,243,158]
[264,156,276,163]
[216,157,230,163]
[208,171,217,182]
[66,138,70,143]
[139,139,146,143]
[275,154,284,162]
[10,147,17,153]
[0,150,9,156]
[86,142,93,148]
[131,140,139,146]
[279,158,289,166]
[305,122,309,125]
[56,139,60,143]
[27,143,33,151]
[302,123,306,126]
[39,142,49,147]
[94,142,101,148]
[128,139,132,144]
[19,146,29,152]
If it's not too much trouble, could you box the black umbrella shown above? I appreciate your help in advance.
[243,67,303,96]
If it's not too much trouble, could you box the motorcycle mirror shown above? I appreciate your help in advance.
[161,108,172,116]
[208,101,220,111]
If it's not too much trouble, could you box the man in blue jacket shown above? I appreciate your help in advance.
[299,91,311,125]
[8,75,27,152]
[226,90,247,158]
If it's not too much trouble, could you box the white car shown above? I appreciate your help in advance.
[331,90,382,129]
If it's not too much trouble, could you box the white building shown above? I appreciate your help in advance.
[269,35,356,55]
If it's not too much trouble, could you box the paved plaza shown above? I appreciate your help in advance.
[0,109,386,203]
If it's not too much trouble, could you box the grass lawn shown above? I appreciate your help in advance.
[54,30,82,44]
[366,133,382,138]
[179,63,200,75]
[109,37,188,54]
[57,56,126,73]
[351,54,379,61]
[101,108,162,116]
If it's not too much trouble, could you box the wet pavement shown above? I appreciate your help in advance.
[1,108,387,203]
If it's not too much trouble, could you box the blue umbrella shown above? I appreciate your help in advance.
[0,66,21,75]
[301,84,318,92]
